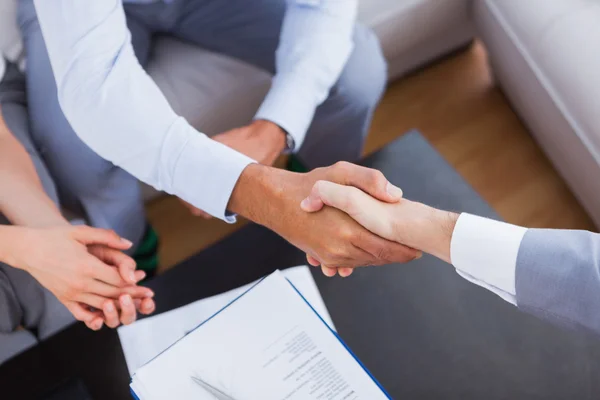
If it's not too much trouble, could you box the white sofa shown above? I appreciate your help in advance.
[474,0,600,228]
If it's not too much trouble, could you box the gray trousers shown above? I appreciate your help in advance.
[18,0,386,173]
[0,63,74,365]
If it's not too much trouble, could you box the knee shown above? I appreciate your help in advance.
[335,26,388,113]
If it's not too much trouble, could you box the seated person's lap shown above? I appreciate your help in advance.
[0,61,74,364]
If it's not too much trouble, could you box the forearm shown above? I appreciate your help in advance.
[0,109,66,227]
[255,0,357,147]
[228,163,292,226]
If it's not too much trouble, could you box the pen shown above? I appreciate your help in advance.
[191,375,236,400]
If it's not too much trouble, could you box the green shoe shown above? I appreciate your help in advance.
[133,224,159,280]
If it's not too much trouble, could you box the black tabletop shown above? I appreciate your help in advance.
[2,132,599,400]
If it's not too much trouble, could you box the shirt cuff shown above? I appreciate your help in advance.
[450,213,528,302]
[254,74,320,151]
[171,131,255,223]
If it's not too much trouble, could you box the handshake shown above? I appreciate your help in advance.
[230,161,459,278]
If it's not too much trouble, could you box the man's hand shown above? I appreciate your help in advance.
[3,226,155,330]
[301,180,459,269]
[180,119,287,218]
[228,162,420,277]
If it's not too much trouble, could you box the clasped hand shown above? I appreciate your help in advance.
[11,226,155,330]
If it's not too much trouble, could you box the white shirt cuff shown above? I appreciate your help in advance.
[254,74,319,151]
[172,133,255,223]
[450,213,528,305]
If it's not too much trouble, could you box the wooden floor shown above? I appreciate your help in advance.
[147,42,596,273]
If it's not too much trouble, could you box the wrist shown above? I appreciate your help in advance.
[252,119,287,154]
[228,163,300,228]
[392,201,458,263]
[0,182,69,228]
[425,209,459,263]
[228,163,276,224]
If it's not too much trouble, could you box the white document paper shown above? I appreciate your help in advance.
[129,269,388,400]
[118,266,334,374]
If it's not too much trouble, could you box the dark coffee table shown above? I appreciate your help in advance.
[2,132,599,400]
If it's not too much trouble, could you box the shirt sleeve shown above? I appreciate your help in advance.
[254,0,357,150]
[33,0,255,223]
[450,213,528,305]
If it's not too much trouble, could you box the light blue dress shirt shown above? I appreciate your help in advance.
[33,0,357,221]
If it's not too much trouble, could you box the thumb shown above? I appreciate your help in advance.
[72,226,133,250]
[300,183,326,212]
[335,163,403,203]
[302,180,360,216]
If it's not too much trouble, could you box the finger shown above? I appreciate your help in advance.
[66,301,103,324]
[116,253,137,285]
[311,182,397,241]
[103,300,121,329]
[332,162,403,203]
[90,246,138,285]
[86,317,104,331]
[300,188,325,213]
[355,233,420,265]
[89,280,154,299]
[77,292,112,310]
[132,298,155,315]
[338,267,354,278]
[134,270,146,282]
[87,280,123,299]
[121,285,155,299]
[321,265,337,277]
[119,295,137,325]
[140,298,156,315]
[88,256,129,287]
[72,226,133,250]
[306,254,321,267]
[307,181,369,219]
